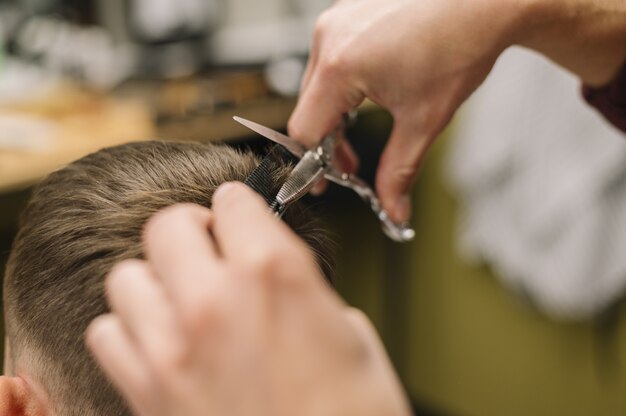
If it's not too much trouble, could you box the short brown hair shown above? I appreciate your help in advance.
[4,141,334,416]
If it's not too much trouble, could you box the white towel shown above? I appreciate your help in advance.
[446,47,626,320]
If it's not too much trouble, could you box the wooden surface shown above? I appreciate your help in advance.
[157,96,299,143]
[0,78,379,195]
[0,88,155,194]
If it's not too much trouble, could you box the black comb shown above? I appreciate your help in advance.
[244,144,299,207]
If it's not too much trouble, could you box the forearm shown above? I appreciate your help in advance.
[514,0,626,86]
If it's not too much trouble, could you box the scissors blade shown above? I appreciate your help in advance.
[275,151,325,208]
[233,116,306,158]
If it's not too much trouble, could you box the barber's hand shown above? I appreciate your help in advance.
[288,0,526,222]
[86,182,411,416]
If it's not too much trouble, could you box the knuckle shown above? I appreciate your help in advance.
[345,307,376,337]
[393,164,418,185]
[313,10,332,40]
[346,307,369,325]
[319,49,348,81]
[241,246,283,283]
[150,341,190,379]
[243,245,315,290]
[377,163,417,194]
[342,309,373,362]
[179,288,226,338]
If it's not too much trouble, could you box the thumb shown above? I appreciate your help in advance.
[375,114,433,223]
[288,67,364,148]
[334,137,360,174]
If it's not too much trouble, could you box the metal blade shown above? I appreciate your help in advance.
[233,116,306,158]
[275,151,325,207]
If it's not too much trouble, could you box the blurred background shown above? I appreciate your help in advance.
[1,1,626,415]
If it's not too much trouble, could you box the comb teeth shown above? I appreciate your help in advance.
[244,154,276,206]
[243,144,299,207]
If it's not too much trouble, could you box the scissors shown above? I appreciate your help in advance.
[233,115,415,243]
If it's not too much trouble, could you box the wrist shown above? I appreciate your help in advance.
[471,0,544,53]
[510,0,626,86]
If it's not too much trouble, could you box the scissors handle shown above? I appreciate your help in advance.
[325,169,415,242]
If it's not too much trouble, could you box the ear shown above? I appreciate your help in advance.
[0,376,49,416]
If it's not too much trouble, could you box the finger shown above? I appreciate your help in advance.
[288,67,364,149]
[211,182,315,283]
[375,113,431,222]
[143,204,219,303]
[334,138,359,174]
[311,139,359,195]
[299,58,316,94]
[299,4,328,94]
[299,40,318,93]
[105,260,186,376]
[342,307,405,389]
[343,307,381,352]
[310,178,328,196]
[86,315,156,416]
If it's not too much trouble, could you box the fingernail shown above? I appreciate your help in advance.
[394,194,411,222]
[213,182,237,203]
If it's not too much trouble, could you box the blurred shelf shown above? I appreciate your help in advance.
[157,96,298,143]
[0,73,380,195]
[0,94,154,194]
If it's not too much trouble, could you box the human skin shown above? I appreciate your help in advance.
[86,1,626,414]
[86,183,411,416]
[288,0,626,222]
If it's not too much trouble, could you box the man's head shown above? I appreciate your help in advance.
[3,141,334,416]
